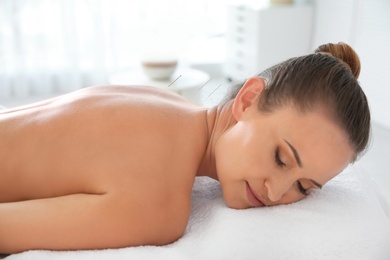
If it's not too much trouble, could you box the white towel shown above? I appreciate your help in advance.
[7,165,390,260]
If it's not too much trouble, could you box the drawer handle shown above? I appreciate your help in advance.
[237,27,245,33]
[237,5,245,11]
[237,15,245,22]
[236,63,244,70]
[236,51,244,57]
[236,37,244,43]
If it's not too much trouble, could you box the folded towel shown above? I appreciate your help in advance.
[8,165,390,260]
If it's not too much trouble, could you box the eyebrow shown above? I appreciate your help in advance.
[283,139,323,189]
[283,139,302,168]
[309,179,323,189]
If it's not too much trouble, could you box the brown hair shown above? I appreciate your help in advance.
[225,42,370,161]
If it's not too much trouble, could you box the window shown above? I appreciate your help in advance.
[0,0,228,98]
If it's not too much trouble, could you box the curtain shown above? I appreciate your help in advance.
[0,0,227,99]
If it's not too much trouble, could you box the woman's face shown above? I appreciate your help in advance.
[215,101,354,209]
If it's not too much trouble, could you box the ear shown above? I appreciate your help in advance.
[232,77,266,120]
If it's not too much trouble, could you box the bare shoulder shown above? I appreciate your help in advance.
[0,85,198,117]
[0,84,209,177]
[0,84,207,153]
[79,84,196,107]
[0,85,207,251]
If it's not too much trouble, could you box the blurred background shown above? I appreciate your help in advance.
[0,0,389,206]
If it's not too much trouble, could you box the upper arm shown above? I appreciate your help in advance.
[0,193,185,254]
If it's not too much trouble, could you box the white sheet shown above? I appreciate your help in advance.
[7,165,390,260]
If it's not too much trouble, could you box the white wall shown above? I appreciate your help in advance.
[312,0,390,129]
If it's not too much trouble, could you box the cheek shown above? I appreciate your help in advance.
[215,125,265,181]
[215,133,244,181]
[282,193,306,205]
[270,187,306,206]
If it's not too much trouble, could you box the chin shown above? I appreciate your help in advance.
[223,196,248,210]
[220,182,249,209]
[226,202,250,210]
[227,204,248,210]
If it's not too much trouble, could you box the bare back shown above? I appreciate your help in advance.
[0,85,209,252]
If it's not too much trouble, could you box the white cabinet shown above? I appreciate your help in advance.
[224,3,313,81]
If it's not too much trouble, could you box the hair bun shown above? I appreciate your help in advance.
[315,42,361,79]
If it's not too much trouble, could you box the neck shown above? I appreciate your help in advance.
[196,100,236,180]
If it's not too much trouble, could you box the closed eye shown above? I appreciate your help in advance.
[275,147,307,196]
[275,147,286,168]
[297,181,308,196]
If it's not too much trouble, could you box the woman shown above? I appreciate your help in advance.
[0,42,370,253]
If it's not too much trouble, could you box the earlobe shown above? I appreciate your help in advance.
[232,77,265,120]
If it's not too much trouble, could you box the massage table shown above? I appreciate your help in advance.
[6,164,390,260]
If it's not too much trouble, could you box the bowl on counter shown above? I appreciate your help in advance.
[141,60,178,80]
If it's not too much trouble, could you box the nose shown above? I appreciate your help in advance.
[264,174,296,202]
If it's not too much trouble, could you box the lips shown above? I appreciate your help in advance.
[246,181,265,207]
